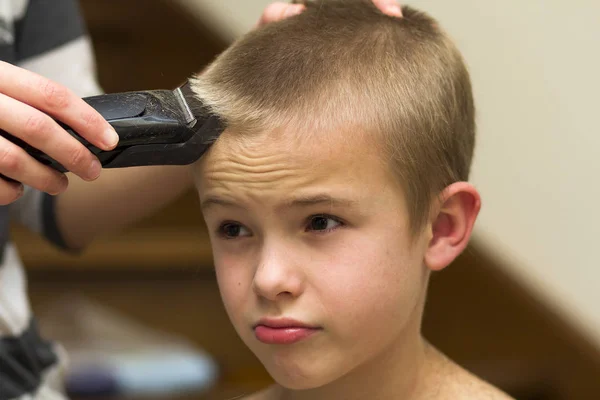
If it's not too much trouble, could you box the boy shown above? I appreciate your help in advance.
[191,1,513,399]
[0,1,398,398]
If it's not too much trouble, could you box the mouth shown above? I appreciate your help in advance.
[253,317,322,345]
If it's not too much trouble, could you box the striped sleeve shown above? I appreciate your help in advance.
[9,0,104,251]
[14,0,86,63]
[9,186,71,251]
[15,0,104,97]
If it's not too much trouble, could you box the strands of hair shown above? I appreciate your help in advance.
[190,0,475,233]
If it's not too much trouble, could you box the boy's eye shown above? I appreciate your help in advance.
[218,222,251,239]
[307,215,342,232]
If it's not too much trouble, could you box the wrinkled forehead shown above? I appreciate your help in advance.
[193,124,385,194]
[199,124,366,170]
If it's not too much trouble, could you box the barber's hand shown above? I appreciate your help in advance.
[0,61,119,205]
[257,0,402,26]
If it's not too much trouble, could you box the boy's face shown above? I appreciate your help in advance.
[195,127,431,389]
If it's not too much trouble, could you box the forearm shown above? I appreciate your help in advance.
[55,165,194,250]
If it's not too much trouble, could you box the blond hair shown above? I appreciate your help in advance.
[191,0,475,233]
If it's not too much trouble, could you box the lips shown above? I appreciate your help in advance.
[253,318,321,345]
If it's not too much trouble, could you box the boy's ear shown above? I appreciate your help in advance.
[424,182,481,271]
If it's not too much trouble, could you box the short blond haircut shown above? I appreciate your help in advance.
[191,0,475,233]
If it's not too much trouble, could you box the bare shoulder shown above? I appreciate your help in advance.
[443,367,515,400]
[421,345,515,400]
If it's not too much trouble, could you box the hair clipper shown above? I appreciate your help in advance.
[0,81,224,177]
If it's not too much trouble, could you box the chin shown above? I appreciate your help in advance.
[260,353,345,390]
[268,368,331,390]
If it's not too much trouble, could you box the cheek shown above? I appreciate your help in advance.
[315,233,422,334]
[214,251,253,317]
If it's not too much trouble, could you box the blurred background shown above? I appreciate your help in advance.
[9,0,600,399]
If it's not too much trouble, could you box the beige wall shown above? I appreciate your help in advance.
[177,0,600,349]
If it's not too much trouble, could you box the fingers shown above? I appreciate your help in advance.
[372,0,403,17]
[256,2,305,27]
[0,61,118,151]
[0,134,69,203]
[255,1,401,29]
[0,92,101,182]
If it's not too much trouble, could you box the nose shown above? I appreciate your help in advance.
[252,241,304,301]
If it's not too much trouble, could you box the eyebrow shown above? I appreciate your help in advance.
[200,194,358,211]
[283,194,358,209]
[200,196,243,211]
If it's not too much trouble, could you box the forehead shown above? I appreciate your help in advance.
[194,125,399,204]
[210,124,366,160]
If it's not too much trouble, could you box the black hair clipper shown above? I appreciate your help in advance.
[0,81,223,175]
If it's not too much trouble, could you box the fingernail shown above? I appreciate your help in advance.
[284,4,304,17]
[50,175,69,195]
[15,184,24,199]
[88,158,102,180]
[385,5,403,17]
[104,128,119,149]
[59,174,69,191]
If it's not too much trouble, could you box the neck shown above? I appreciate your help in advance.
[270,333,431,400]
